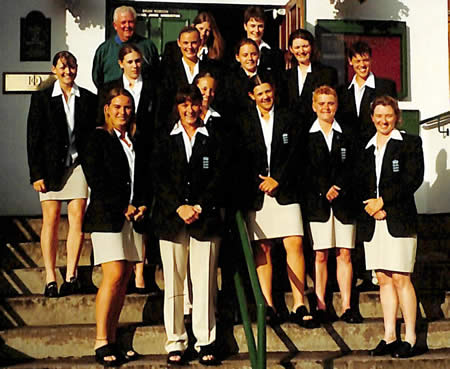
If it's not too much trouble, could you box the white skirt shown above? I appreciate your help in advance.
[91,220,143,265]
[309,208,356,250]
[39,164,88,202]
[247,194,304,241]
[364,219,417,273]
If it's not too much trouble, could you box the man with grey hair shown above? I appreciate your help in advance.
[92,5,159,88]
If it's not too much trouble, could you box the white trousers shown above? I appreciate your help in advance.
[160,233,220,352]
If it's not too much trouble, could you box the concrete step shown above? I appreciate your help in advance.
[0,319,448,359]
[1,291,448,328]
[2,350,450,369]
[0,265,164,297]
[0,216,90,242]
[1,240,94,269]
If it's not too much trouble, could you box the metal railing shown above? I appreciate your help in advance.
[420,111,450,136]
[234,210,266,369]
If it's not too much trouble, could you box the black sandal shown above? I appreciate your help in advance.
[198,343,220,366]
[167,350,185,365]
[120,346,140,362]
[291,305,319,329]
[95,343,121,367]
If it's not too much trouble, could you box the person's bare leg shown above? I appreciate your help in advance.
[254,240,274,308]
[40,200,62,284]
[377,270,398,343]
[66,198,86,281]
[283,236,306,309]
[393,272,417,345]
[336,248,352,312]
[314,249,329,310]
[134,234,146,289]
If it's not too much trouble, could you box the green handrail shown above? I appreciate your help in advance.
[234,210,266,369]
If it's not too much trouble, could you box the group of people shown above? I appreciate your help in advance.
[26,4,424,367]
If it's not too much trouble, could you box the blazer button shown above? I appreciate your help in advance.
[185,198,189,202]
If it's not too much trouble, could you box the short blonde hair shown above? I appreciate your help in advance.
[113,6,136,22]
[313,85,337,102]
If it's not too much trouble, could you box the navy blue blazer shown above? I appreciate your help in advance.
[356,132,424,241]
[337,76,397,142]
[237,106,303,211]
[303,121,357,224]
[27,82,97,191]
[83,128,148,233]
[150,122,229,241]
[284,62,338,126]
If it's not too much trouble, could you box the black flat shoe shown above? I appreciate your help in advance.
[199,343,220,366]
[290,305,319,329]
[391,341,420,358]
[95,343,121,367]
[340,308,364,324]
[369,339,399,356]
[44,282,58,298]
[266,306,280,326]
[59,276,81,297]
[314,309,337,324]
[167,350,185,365]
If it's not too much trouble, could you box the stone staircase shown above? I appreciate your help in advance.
[0,215,449,368]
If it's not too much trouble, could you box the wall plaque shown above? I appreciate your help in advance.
[3,73,55,94]
[20,11,51,61]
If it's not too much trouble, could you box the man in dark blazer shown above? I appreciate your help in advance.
[337,41,397,144]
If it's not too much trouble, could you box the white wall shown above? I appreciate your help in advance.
[307,0,450,213]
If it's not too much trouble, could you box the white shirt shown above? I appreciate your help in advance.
[309,119,342,152]
[122,74,143,112]
[297,64,312,96]
[203,107,221,126]
[181,57,200,84]
[257,106,275,174]
[52,82,80,166]
[348,72,375,117]
[170,121,209,163]
[257,40,271,67]
[114,129,135,203]
[198,45,208,60]
[365,129,403,197]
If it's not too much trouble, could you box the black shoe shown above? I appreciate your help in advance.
[266,306,280,326]
[59,276,81,297]
[314,309,337,324]
[340,308,364,324]
[198,343,220,366]
[95,343,122,367]
[167,350,185,365]
[290,305,320,329]
[44,282,58,298]
[369,339,399,356]
[391,341,420,358]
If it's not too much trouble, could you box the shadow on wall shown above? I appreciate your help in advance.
[65,0,105,30]
[329,0,409,21]
[424,149,450,213]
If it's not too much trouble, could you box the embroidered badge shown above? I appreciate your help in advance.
[282,133,289,144]
[203,156,210,169]
[392,159,400,172]
[340,147,347,162]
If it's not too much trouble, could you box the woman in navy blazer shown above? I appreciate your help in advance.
[27,51,97,297]
[303,85,361,324]
[83,88,147,366]
[98,43,157,293]
[150,85,228,365]
[357,96,424,358]
[284,29,337,126]
[238,73,318,328]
